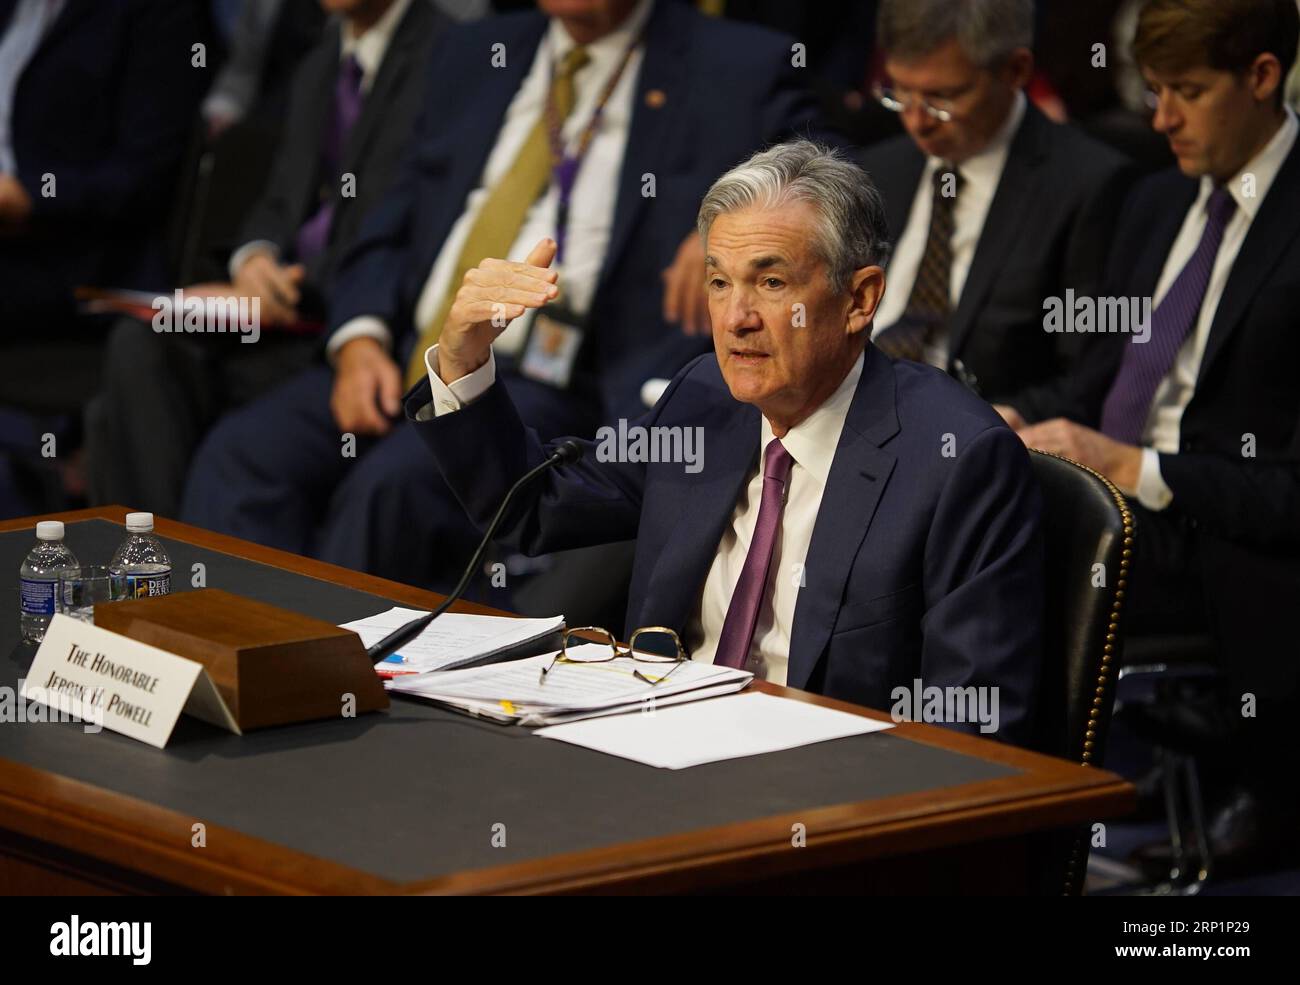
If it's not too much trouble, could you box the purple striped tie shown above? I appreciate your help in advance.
[1100,186,1236,444]
[714,439,795,671]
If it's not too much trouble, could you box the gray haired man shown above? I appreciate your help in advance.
[408,140,1046,745]
[861,0,1133,425]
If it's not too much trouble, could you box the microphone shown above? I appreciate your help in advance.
[366,439,584,664]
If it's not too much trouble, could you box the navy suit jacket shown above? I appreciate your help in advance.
[406,346,1046,744]
[859,104,1134,418]
[330,0,833,420]
[237,0,448,316]
[1056,139,1300,699]
[1,0,209,289]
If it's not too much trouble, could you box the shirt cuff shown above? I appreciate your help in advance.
[640,378,671,409]
[1135,447,1175,511]
[228,240,279,282]
[326,317,392,364]
[202,90,246,126]
[413,345,496,421]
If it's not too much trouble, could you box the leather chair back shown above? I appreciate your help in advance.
[1028,450,1135,893]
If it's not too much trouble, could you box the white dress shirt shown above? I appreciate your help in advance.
[685,353,864,686]
[228,0,415,278]
[414,346,865,686]
[870,91,1026,369]
[1133,108,1298,511]
[327,0,652,361]
[342,0,413,95]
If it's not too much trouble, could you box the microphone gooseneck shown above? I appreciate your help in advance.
[365,440,584,664]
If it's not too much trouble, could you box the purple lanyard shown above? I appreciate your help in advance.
[544,34,641,265]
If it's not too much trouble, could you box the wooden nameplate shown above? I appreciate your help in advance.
[93,588,388,731]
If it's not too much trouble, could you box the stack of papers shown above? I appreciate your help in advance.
[386,643,753,725]
[339,607,564,677]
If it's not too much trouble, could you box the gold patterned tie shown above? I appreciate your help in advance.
[874,163,962,363]
[405,44,591,387]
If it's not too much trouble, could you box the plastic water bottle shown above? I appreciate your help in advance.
[109,512,172,599]
[19,521,80,643]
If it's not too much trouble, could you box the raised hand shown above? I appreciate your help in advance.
[435,238,560,383]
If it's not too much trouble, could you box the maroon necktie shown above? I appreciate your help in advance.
[713,439,795,670]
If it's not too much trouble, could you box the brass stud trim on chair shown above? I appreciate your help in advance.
[1028,450,1133,895]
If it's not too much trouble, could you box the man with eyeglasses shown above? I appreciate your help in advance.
[405,141,1045,746]
[1015,0,1300,872]
[859,0,1133,423]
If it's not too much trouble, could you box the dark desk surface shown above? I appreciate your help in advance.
[0,509,1133,894]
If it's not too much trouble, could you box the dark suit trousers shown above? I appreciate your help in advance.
[0,243,74,332]
[1125,501,1298,804]
[84,317,321,519]
[0,242,87,412]
[179,360,602,593]
[1125,502,1208,637]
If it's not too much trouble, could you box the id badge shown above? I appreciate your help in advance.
[519,304,584,388]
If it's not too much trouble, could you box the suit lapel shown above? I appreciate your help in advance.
[598,0,686,286]
[1196,138,1300,383]
[876,146,925,244]
[786,347,900,691]
[1135,179,1196,298]
[340,3,426,178]
[947,104,1049,362]
[293,30,343,230]
[637,398,760,635]
[412,14,546,273]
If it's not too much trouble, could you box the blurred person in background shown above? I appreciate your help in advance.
[201,0,328,141]
[1017,0,1300,873]
[0,0,211,519]
[84,0,451,519]
[0,0,209,349]
[859,0,1134,422]
[181,0,834,599]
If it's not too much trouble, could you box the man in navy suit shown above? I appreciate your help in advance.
[407,141,1045,744]
[86,0,450,520]
[182,0,829,593]
[0,0,208,327]
[1017,0,1300,864]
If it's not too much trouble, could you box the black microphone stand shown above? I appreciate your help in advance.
[365,440,583,664]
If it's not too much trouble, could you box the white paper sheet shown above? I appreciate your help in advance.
[535,691,894,768]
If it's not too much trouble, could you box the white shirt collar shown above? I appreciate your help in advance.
[341,0,413,88]
[927,88,1026,182]
[760,350,865,489]
[1202,106,1298,222]
[546,0,653,70]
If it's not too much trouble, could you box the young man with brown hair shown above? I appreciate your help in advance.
[1017,0,1300,872]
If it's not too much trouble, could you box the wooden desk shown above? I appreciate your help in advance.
[0,507,1133,895]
